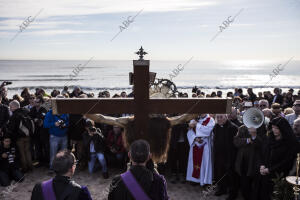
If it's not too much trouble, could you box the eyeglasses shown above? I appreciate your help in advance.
[260,105,267,107]
[294,104,300,107]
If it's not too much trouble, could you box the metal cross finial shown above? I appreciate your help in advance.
[135,46,147,60]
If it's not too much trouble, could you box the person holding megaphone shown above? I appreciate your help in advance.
[234,124,263,200]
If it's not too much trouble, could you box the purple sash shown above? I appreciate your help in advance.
[42,179,56,200]
[121,171,151,200]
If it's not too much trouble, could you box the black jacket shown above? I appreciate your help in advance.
[273,94,283,105]
[234,125,263,177]
[108,165,168,200]
[0,103,9,129]
[262,117,297,177]
[213,121,238,180]
[29,106,48,139]
[7,107,31,139]
[82,129,106,160]
[31,175,91,200]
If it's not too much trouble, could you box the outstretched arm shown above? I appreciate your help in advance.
[167,114,198,126]
[85,114,133,128]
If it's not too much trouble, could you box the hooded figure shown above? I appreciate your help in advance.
[256,117,297,200]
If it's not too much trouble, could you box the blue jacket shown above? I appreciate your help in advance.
[44,109,69,137]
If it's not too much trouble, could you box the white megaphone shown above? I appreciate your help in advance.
[242,107,264,129]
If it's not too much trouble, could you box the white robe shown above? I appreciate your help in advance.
[186,115,215,185]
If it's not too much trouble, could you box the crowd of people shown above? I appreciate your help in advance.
[1,81,300,200]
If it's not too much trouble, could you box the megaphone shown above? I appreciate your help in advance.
[243,107,264,129]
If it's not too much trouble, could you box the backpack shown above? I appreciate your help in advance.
[19,114,35,137]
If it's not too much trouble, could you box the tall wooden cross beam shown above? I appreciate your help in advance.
[52,47,232,135]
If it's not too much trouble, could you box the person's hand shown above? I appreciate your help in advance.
[55,121,60,127]
[260,165,265,175]
[110,147,117,153]
[189,121,196,129]
[2,153,7,159]
[263,168,270,175]
[195,137,203,143]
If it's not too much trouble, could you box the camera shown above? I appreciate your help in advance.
[89,127,96,132]
[57,119,66,129]
[1,81,12,87]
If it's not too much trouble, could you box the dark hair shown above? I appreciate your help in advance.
[36,96,45,104]
[125,116,171,163]
[271,103,281,109]
[130,139,150,163]
[52,150,75,175]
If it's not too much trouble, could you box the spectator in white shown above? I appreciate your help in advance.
[186,114,215,185]
[258,99,269,110]
[286,100,300,126]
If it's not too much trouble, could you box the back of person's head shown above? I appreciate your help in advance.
[52,150,76,176]
[36,96,45,104]
[271,103,281,110]
[129,139,150,164]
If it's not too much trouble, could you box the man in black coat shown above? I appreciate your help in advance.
[68,113,86,169]
[83,120,108,179]
[108,139,169,200]
[234,125,263,200]
[168,122,189,184]
[31,150,92,200]
[7,100,33,172]
[29,96,49,166]
[272,88,283,105]
[0,95,9,139]
[213,114,239,200]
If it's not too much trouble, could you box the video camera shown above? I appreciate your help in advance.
[57,119,67,129]
[1,81,12,87]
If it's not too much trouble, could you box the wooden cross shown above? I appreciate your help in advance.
[52,47,232,135]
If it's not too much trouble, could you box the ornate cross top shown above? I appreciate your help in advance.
[135,46,147,60]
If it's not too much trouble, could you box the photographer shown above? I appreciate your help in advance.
[83,120,108,179]
[0,135,24,186]
[29,96,49,167]
[0,95,9,140]
[44,104,69,170]
[7,100,33,173]
[0,86,9,106]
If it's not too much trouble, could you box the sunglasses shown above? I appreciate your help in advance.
[294,104,300,107]
[260,105,267,107]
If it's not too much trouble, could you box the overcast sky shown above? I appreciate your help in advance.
[0,0,299,61]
